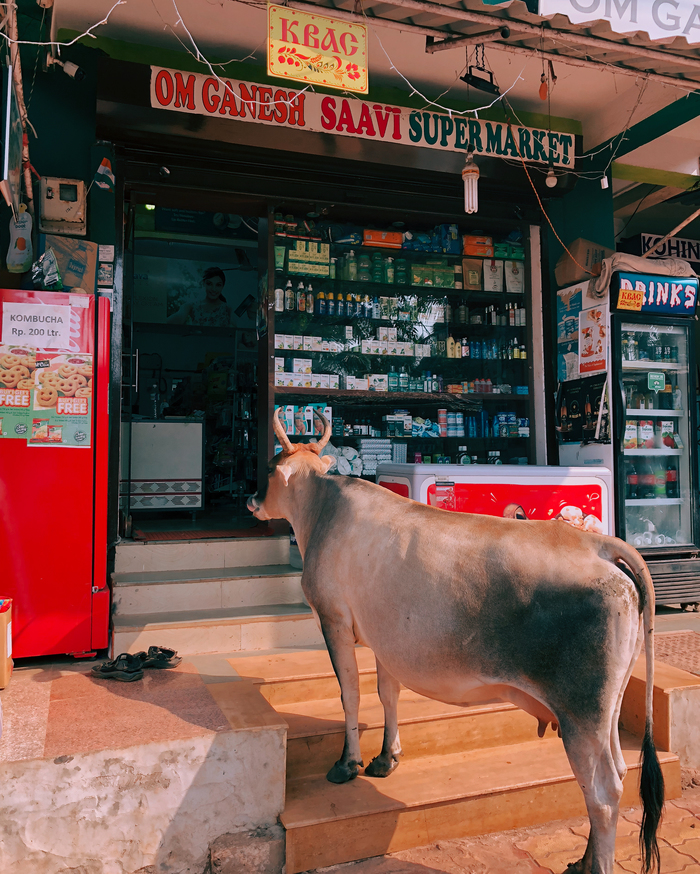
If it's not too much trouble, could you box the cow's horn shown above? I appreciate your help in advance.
[273,407,294,453]
[313,409,331,451]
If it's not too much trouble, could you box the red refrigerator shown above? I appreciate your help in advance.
[0,289,110,658]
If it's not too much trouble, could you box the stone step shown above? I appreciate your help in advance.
[112,564,304,617]
[281,732,681,874]
[111,604,322,657]
[113,535,290,574]
[229,647,378,706]
[280,690,539,782]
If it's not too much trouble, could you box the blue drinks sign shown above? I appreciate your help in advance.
[614,272,698,316]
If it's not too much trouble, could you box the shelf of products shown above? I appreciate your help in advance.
[268,216,534,472]
[621,361,686,372]
[624,448,682,456]
[625,408,684,417]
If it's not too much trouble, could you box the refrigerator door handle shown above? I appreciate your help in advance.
[134,348,139,394]
[616,375,626,439]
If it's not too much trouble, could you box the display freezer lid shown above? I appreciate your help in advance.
[376,464,612,482]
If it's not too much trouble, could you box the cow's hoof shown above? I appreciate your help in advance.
[563,861,585,874]
[365,754,400,778]
[326,759,362,784]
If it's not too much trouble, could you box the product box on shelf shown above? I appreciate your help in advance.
[304,404,333,434]
[463,235,494,257]
[462,258,483,290]
[377,340,388,356]
[483,260,504,292]
[638,420,655,448]
[354,377,369,391]
[344,375,356,390]
[623,420,639,449]
[505,261,525,294]
[369,374,389,391]
[274,334,284,349]
[293,335,303,351]
[274,357,284,373]
[363,229,403,248]
[292,358,312,374]
[361,339,372,354]
[329,375,340,389]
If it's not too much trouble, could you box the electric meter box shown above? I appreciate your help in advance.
[39,177,86,236]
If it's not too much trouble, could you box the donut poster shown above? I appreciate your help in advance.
[0,347,92,447]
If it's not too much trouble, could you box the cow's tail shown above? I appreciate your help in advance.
[607,539,664,874]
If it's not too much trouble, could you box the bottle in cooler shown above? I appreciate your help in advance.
[666,460,679,498]
[626,462,638,499]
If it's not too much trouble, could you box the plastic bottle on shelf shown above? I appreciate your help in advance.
[346,292,354,318]
[444,297,452,324]
[666,460,679,498]
[432,373,440,393]
[296,281,306,312]
[388,365,399,392]
[336,292,344,318]
[363,294,372,317]
[274,285,284,312]
[372,296,381,319]
[385,258,395,284]
[399,366,409,391]
[423,371,432,392]
[484,378,492,393]
[520,344,527,360]
[285,280,295,311]
[326,290,335,316]
[306,283,314,316]
[462,337,470,358]
[329,258,337,280]
[317,289,326,316]
[346,250,358,281]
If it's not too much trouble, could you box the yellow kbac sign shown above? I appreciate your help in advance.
[617,288,643,312]
[268,5,368,94]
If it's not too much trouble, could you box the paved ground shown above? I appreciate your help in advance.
[313,785,700,874]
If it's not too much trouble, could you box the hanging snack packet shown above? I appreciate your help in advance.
[31,248,64,291]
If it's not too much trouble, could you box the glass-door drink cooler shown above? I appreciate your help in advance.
[611,271,700,606]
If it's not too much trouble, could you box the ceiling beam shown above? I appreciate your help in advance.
[426,26,511,53]
[612,163,700,190]
[584,93,700,170]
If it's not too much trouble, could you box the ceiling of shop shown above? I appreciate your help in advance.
[50,0,700,240]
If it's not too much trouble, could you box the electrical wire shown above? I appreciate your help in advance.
[615,190,653,240]
[0,0,127,48]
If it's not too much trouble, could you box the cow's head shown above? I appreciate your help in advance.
[247,408,334,521]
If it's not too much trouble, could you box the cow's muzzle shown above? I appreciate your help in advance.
[247,495,259,514]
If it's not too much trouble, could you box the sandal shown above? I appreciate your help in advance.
[135,646,182,670]
[91,652,144,682]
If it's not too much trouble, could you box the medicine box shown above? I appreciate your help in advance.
[369,373,389,391]
[292,358,312,374]
[329,375,340,389]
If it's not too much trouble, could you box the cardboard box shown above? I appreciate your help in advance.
[284,335,294,350]
[274,334,285,349]
[344,375,356,390]
[318,374,330,389]
[378,327,389,341]
[354,377,369,391]
[292,358,312,374]
[554,238,614,288]
[329,375,340,389]
[0,599,12,689]
[43,235,98,292]
[623,420,639,449]
[361,339,373,354]
[463,235,494,257]
[293,335,303,351]
[274,357,284,373]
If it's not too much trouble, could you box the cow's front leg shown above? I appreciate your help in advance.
[366,658,402,778]
[323,626,364,784]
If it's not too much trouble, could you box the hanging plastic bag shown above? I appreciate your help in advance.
[6,204,33,274]
[31,248,63,291]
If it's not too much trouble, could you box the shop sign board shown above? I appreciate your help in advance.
[267,5,368,94]
[538,0,700,44]
[641,232,700,263]
[613,272,699,315]
[150,66,575,166]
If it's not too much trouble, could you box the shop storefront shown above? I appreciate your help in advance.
[101,57,562,550]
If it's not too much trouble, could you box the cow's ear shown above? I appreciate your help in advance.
[319,455,335,473]
[277,463,294,486]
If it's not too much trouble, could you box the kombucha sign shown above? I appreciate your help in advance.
[150,66,575,166]
[268,5,368,94]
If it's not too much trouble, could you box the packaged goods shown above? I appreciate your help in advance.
[292,358,311,374]
[463,234,494,257]
[660,421,677,448]
[623,420,639,449]
[274,357,284,373]
[462,258,482,291]
[504,260,525,294]
[483,260,504,293]
[369,373,389,391]
[363,229,403,248]
[638,419,655,448]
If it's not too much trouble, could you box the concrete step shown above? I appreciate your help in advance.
[281,732,681,874]
[113,535,290,574]
[280,690,540,782]
[111,603,323,657]
[112,564,304,617]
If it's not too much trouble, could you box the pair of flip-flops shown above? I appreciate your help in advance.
[91,646,182,682]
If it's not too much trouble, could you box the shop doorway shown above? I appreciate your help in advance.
[120,202,265,540]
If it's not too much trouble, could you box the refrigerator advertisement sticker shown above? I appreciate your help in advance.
[0,346,92,446]
[556,283,583,382]
[1,302,71,349]
[578,304,608,374]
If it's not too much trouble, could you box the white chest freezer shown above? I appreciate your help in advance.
[376,464,613,536]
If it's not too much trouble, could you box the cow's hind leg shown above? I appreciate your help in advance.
[560,720,623,874]
[365,658,403,778]
[323,626,364,784]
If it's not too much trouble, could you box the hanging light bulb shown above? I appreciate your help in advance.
[462,152,480,214]
[545,167,558,188]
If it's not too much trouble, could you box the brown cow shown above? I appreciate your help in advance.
[248,410,664,874]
